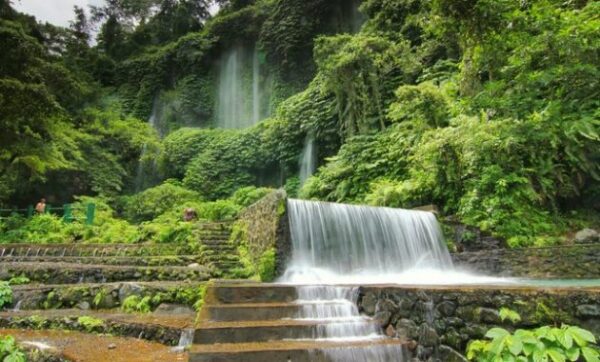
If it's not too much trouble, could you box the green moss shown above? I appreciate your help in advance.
[77,316,105,332]
[258,248,277,282]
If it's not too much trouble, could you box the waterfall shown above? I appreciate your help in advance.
[282,199,453,284]
[299,135,317,184]
[252,47,261,125]
[135,101,159,192]
[172,328,195,353]
[215,45,264,129]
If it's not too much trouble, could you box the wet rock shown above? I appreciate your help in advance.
[361,292,378,315]
[577,304,600,318]
[397,298,416,318]
[118,283,144,303]
[376,298,397,313]
[374,310,392,327]
[76,301,90,310]
[418,324,439,347]
[476,307,500,324]
[439,345,468,362]
[416,345,433,360]
[396,319,419,340]
[461,323,487,339]
[153,303,195,316]
[385,324,396,337]
[575,228,599,244]
[96,293,118,309]
[445,317,465,328]
[437,301,457,317]
[441,328,463,350]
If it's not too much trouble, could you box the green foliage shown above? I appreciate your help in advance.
[122,181,201,222]
[499,307,522,324]
[6,276,29,286]
[230,187,272,208]
[77,316,105,332]
[467,324,600,362]
[0,335,26,362]
[314,34,419,137]
[258,248,276,282]
[0,281,12,309]
[121,295,152,314]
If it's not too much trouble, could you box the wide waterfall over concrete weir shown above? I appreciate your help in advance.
[282,199,453,283]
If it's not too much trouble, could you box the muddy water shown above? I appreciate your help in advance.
[0,329,188,362]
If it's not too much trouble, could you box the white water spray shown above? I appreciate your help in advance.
[299,135,317,184]
[215,46,264,129]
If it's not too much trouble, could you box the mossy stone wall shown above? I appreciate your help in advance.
[452,244,600,278]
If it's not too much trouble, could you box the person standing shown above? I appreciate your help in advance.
[35,198,46,214]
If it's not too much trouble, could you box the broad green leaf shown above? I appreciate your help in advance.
[486,328,511,339]
[532,349,547,362]
[568,327,596,346]
[565,347,580,361]
[547,348,566,362]
[509,336,524,356]
[554,328,573,349]
[489,335,508,356]
[581,347,599,362]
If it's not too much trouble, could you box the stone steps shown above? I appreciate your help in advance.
[189,339,407,362]
[191,282,407,361]
[0,255,202,266]
[0,243,186,257]
[204,301,354,321]
[0,262,213,284]
[195,319,380,344]
[0,308,195,345]
[205,283,297,304]
[10,281,203,310]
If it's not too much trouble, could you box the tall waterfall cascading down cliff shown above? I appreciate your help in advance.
[215,46,267,129]
[299,135,317,185]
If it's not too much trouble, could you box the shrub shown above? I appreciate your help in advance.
[122,182,201,222]
[258,248,277,282]
[0,336,26,362]
[7,276,29,286]
[467,309,600,362]
[0,282,13,309]
[121,295,152,313]
[230,187,273,208]
[77,316,105,333]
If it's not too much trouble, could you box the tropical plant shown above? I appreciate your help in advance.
[0,282,12,309]
[467,309,600,362]
[0,335,26,362]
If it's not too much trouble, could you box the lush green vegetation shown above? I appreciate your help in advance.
[0,0,598,247]
[0,335,26,362]
[0,282,12,309]
[467,310,600,362]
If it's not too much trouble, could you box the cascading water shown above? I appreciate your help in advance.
[282,199,453,284]
[135,101,159,192]
[299,135,317,184]
[215,45,266,129]
[279,199,500,361]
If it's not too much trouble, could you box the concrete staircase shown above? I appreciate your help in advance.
[190,281,408,362]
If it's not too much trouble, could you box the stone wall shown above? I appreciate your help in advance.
[358,285,600,361]
[231,189,290,278]
[452,244,600,278]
